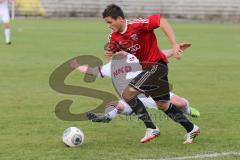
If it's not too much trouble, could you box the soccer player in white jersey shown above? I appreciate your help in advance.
[0,0,13,44]
[70,43,200,123]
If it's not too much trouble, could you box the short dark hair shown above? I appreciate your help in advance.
[102,4,125,19]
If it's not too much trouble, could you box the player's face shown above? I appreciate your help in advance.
[104,16,124,32]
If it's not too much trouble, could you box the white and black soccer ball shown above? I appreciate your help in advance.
[62,127,84,147]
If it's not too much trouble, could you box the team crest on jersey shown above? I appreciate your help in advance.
[131,34,138,41]
[129,57,135,61]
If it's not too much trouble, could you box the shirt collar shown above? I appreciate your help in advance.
[120,20,128,34]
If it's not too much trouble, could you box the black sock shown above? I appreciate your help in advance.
[164,103,194,132]
[127,98,156,129]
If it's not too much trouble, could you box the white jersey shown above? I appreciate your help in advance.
[98,53,174,110]
[0,0,10,23]
[99,54,142,96]
[99,54,141,79]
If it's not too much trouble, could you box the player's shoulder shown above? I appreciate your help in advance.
[128,18,149,25]
[127,17,150,30]
[128,14,161,24]
[128,17,148,24]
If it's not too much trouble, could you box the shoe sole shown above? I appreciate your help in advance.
[183,129,200,144]
[141,133,160,143]
[189,114,200,118]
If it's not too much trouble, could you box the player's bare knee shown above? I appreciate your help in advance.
[171,96,187,108]
[122,87,139,102]
[122,92,133,102]
[116,102,124,113]
[177,99,187,108]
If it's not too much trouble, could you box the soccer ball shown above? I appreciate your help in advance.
[62,127,84,147]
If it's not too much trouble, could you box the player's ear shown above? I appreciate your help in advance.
[117,16,123,21]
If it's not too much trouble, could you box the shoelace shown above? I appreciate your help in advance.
[185,130,197,140]
[144,129,152,138]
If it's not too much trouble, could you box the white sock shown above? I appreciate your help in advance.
[182,98,190,114]
[122,105,133,115]
[119,100,133,115]
[4,28,11,43]
[106,108,119,119]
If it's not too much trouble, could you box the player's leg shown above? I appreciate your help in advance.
[86,100,133,123]
[140,61,199,144]
[122,86,158,130]
[125,70,162,143]
[87,95,157,123]
[136,94,200,118]
[0,11,3,42]
[3,9,11,44]
[87,92,200,124]
[155,97,200,144]
[129,94,200,118]
[101,96,154,120]
[141,92,199,117]
[170,93,200,117]
[87,93,200,123]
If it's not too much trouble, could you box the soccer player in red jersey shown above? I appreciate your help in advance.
[102,4,200,144]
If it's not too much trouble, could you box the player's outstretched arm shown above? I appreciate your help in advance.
[70,59,99,76]
[70,59,112,78]
[70,59,89,74]
[105,50,114,61]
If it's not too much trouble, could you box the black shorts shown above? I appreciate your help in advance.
[129,61,171,101]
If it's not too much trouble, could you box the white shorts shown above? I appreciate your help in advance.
[119,92,176,111]
[0,8,10,23]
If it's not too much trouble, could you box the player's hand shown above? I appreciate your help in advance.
[172,42,191,60]
[105,51,114,60]
[173,43,183,60]
[70,59,80,69]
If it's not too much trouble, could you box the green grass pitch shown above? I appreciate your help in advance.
[0,19,239,160]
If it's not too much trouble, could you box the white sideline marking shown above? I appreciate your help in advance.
[135,152,240,160]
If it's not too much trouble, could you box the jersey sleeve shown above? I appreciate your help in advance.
[147,14,161,30]
[98,62,112,78]
[129,14,161,31]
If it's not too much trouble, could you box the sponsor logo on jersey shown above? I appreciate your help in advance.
[127,44,141,52]
[113,66,132,77]
[129,57,135,61]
